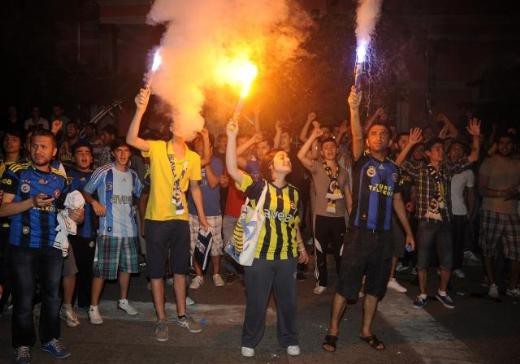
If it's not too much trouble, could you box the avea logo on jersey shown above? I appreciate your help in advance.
[263,209,295,223]
[110,195,133,204]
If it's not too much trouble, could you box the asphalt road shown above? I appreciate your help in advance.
[0,259,518,364]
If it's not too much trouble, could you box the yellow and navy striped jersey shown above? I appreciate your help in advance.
[0,162,70,248]
[238,174,301,260]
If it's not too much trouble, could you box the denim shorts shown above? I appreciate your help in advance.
[416,220,453,270]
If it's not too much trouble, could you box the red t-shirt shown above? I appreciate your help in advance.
[224,180,245,217]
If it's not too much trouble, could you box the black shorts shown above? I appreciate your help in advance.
[336,228,393,301]
[145,219,190,278]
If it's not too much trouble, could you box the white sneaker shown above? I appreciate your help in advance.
[189,276,204,289]
[166,277,174,286]
[488,283,499,298]
[88,305,103,325]
[241,346,255,357]
[506,288,520,298]
[186,296,195,306]
[287,345,301,356]
[464,250,481,266]
[118,299,138,316]
[313,285,326,295]
[213,274,225,287]
[453,269,465,279]
[60,305,80,327]
[387,278,407,293]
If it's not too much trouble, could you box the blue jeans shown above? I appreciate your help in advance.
[10,245,63,348]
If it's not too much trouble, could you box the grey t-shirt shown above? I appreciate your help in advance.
[309,159,348,218]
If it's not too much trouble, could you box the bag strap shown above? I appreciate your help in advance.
[254,181,269,214]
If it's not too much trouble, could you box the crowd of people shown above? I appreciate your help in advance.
[0,86,519,363]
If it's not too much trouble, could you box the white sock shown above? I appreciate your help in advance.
[438,290,447,297]
[419,293,427,300]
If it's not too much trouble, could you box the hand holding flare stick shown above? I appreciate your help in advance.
[145,48,162,89]
[230,61,258,124]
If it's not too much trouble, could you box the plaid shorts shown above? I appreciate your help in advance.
[93,236,139,280]
[189,214,224,256]
[479,210,520,261]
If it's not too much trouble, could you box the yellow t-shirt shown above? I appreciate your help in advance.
[142,140,201,221]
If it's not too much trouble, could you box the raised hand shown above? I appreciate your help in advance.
[347,86,362,109]
[307,112,317,123]
[466,118,481,136]
[310,125,324,140]
[51,119,63,135]
[134,88,151,113]
[226,119,239,138]
[408,127,423,145]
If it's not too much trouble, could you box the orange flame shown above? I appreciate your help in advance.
[215,56,258,99]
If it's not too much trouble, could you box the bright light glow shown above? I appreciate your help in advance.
[151,49,162,72]
[215,56,258,99]
[356,41,368,64]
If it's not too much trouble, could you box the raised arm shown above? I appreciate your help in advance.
[297,126,323,170]
[348,87,363,161]
[466,118,481,162]
[236,132,262,157]
[299,112,316,143]
[126,88,151,152]
[395,128,423,166]
[273,120,282,149]
[226,120,245,186]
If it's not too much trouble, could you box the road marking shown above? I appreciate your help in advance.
[379,292,483,364]
[74,301,276,326]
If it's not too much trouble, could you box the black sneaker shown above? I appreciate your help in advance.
[413,295,428,308]
[435,293,455,309]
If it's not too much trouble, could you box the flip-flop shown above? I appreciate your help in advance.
[322,334,338,352]
[359,335,385,350]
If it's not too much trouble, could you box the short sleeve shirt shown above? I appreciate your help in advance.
[239,174,301,260]
[349,152,401,231]
[1,162,70,248]
[142,140,201,221]
[84,163,142,237]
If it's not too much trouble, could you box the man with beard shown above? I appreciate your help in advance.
[0,129,84,363]
[479,132,520,298]
[322,87,415,352]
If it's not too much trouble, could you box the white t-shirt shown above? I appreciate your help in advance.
[450,169,474,216]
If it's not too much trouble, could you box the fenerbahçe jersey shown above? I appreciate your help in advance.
[0,162,70,248]
[84,163,142,238]
[239,174,301,260]
[350,152,401,231]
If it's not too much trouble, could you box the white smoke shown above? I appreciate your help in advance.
[146,0,310,140]
[355,0,383,63]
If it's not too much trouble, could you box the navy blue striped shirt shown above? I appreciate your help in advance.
[0,162,70,248]
[350,152,401,231]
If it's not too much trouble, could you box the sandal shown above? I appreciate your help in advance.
[322,334,338,352]
[359,335,385,350]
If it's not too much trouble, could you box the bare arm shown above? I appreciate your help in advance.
[273,120,282,149]
[81,191,106,217]
[190,180,209,230]
[395,128,423,166]
[299,112,316,143]
[226,120,245,186]
[236,133,261,157]
[126,88,151,152]
[344,186,352,216]
[0,193,54,217]
[466,118,481,162]
[466,187,476,220]
[348,87,363,161]
[199,128,211,167]
[297,127,323,170]
[393,192,415,250]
